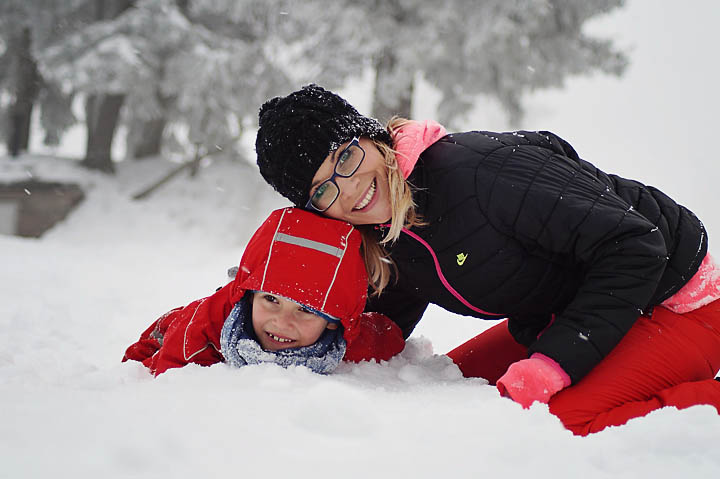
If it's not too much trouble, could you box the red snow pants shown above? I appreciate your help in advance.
[447,300,720,435]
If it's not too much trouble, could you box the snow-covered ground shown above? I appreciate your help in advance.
[3,1,720,477]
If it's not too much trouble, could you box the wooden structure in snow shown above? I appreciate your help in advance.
[0,181,84,237]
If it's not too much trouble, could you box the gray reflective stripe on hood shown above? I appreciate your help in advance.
[274,232,343,257]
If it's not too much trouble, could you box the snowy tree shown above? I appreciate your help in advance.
[38,0,137,172]
[37,0,373,169]
[0,0,80,156]
[170,0,375,157]
[0,23,40,157]
[41,0,225,171]
[30,0,626,170]
[82,0,136,173]
[38,0,376,172]
[342,0,627,125]
[423,0,628,126]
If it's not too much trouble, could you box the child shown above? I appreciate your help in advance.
[123,207,405,375]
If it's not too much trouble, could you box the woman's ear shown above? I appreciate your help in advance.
[326,322,339,330]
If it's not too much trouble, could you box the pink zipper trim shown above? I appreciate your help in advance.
[389,225,504,317]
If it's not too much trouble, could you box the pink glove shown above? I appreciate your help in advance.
[496,353,571,408]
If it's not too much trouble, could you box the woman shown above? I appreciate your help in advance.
[254,84,720,434]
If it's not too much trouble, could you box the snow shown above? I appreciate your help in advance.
[3,1,720,477]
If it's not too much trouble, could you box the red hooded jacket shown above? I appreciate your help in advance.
[123,207,405,375]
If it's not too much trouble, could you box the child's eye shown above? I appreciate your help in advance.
[263,294,278,304]
[298,306,313,314]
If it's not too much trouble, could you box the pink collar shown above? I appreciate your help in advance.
[392,120,447,178]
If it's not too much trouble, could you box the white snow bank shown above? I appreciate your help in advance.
[1,154,718,478]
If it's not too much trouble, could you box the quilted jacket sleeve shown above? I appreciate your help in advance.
[472,131,668,382]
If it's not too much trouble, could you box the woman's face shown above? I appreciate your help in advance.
[251,292,336,351]
[309,137,392,225]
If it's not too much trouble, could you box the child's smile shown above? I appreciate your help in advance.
[265,331,296,346]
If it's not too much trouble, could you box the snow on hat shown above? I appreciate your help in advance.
[255,84,392,206]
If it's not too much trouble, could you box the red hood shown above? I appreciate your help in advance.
[229,207,367,325]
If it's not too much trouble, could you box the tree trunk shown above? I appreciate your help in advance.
[80,0,134,172]
[176,0,190,15]
[83,93,124,173]
[130,84,173,160]
[7,27,41,157]
[371,47,414,123]
[130,116,166,159]
[94,0,135,19]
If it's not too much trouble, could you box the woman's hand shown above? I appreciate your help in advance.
[497,354,571,408]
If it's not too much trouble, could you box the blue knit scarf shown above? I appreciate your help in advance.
[219,295,346,374]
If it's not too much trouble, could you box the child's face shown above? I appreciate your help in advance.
[251,292,337,351]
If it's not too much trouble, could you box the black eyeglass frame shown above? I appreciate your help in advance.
[305,137,365,212]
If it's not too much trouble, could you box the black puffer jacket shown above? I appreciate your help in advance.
[366,130,707,383]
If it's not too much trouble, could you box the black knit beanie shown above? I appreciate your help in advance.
[256,84,393,206]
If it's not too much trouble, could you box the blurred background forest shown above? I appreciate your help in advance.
[1,0,627,174]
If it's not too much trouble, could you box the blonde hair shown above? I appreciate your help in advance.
[362,117,424,296]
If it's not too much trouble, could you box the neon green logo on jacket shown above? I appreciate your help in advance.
[456,252,468,266]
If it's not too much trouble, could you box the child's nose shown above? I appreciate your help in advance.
[273,309,296,329]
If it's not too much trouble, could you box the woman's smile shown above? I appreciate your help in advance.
[353,178,377,211]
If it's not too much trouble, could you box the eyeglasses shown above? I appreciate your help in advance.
[305,137,365,212]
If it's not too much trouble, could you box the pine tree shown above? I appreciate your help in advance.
[291,0,627,125]
[423,0,628,126]
[42,0,232,169]
[1,26,40,157]
[170,0,374,157]
[39,0,376,166]
[39,0,138,172]
[315,0,626,125]
[30,0,628,170]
